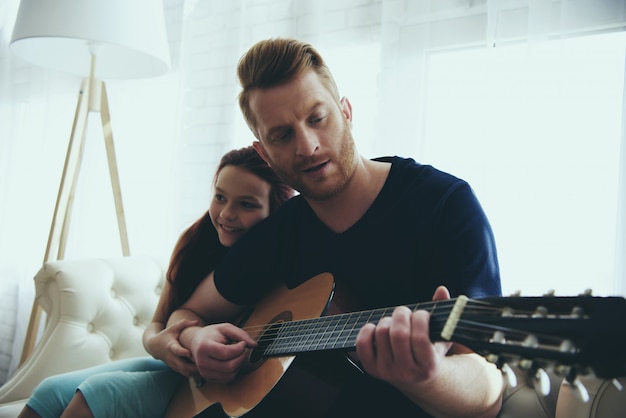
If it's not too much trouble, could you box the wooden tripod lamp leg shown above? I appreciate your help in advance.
[19,78,91,365]
[19,72,132,364]
[100,82,131,257]
[45,78,91,262]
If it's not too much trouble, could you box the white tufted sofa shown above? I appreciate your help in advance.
[0,256,165,417]
[0,256,623,418]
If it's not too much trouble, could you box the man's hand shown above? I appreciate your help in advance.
[355,286,452,386]
[187,323,258,384]
[145,318,200,377]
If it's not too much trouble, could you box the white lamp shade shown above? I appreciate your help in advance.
[10,0,171,79]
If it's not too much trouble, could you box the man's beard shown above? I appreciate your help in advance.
[272,125,357,201]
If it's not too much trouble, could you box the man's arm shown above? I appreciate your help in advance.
[400,350,503,418]
[356,286,503,418]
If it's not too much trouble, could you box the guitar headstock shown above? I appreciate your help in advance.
[440,293,626,382]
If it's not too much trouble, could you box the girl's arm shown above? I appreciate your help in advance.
[142,280,199,377]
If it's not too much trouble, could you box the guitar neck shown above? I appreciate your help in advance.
[249,291,626,379]
[253,299,454,358]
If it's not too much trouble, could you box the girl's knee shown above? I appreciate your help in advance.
[31,374,74,403]
[27,375,77,418]
[60,391,94,418]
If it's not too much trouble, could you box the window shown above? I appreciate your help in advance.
[422,32,625,296]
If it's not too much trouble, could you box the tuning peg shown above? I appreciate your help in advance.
[579,289,593,297]
[501,363,518,388]
[532,306,548,318]
[543,289,555,297]
[555,364,571,378]
[570,306,584,318]
[501,307,514,317]
[519,358,533,370]
[486,354,499,364]
[534,368,551,396]
[509,290,521,297]
[559,339,576,354]
[492,330,506,343]
[612,379,624,391]
[565,376,590,403]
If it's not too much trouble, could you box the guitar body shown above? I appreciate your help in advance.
[165,273,338,418]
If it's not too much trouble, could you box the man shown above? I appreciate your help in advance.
[168,38,503,417]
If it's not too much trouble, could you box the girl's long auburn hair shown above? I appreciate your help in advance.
[165,146,294,314]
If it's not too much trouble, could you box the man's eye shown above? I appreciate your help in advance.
[271,130,291,142]
[310,114,325,124]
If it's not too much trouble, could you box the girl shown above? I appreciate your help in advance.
[18,146,294,418]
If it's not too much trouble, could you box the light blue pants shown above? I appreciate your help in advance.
[27,357,185,418]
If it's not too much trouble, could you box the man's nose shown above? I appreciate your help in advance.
[295,129,320,157]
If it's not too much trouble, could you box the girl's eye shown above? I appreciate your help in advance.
[214,194,225,202]
[241,201,259,209]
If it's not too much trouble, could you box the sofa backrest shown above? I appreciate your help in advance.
[0,256,165,403]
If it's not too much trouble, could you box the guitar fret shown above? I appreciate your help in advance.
[290,319,311,353]
[284,319,303,353]
[314,317,335,351]
[342,309,377,348]
[342,311,366,347]
[327,313,348,349]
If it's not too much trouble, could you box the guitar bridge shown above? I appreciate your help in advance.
[441,296,468,340]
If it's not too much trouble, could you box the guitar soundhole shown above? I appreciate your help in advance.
[248,311,293,366]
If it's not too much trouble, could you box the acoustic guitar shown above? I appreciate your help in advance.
[165,272,626,418]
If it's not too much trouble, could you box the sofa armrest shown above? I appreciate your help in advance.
[0,256,165,404]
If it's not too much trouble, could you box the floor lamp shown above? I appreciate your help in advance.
[10,0,171,364]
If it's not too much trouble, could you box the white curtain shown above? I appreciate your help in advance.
[0,0,184,378]
[1,0,625,379]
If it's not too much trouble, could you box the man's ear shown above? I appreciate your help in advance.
[253,141,271,166]
[340,97,353,122]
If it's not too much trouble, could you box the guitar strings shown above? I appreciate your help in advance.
[239,300,531,336]
[239,300,548,355]
[239,300,531,338]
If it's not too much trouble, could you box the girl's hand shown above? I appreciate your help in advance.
[146,318,200,377]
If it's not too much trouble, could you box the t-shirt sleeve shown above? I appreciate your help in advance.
[213,216,284,306]
[213,198,303,306]
[435,181,502,299]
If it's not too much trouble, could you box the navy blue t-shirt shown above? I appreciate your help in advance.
[215,156,500,305]
[212,156,501,417]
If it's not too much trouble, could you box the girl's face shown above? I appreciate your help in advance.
[209,165,272,247]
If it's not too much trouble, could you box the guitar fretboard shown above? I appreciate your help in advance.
[255,300,455,357]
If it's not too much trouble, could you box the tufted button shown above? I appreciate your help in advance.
[110,288,117,298]
[109,348,115,359]
[87,322,95,332]
[133,316,139,326]
[155,284,163,295]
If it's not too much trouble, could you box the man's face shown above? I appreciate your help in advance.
[250,71,357,201]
